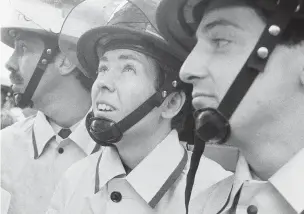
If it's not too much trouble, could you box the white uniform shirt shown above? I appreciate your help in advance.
[1,111,99,214]
[47,130,232,214]
[190,149,304,214]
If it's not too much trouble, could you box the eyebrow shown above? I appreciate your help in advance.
[99,56,108,62]
[202,19,243,32]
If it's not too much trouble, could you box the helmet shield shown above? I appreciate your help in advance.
[10,0,83,33]
[59,0,124,76]
[59,0,188,78]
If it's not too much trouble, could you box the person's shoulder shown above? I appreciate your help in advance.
[1,113,36,136]
[1,114,36,148]
[183,144,237,199]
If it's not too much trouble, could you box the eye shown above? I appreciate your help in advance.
[21,43,27,52]
[211,38,231,49]
[15,40,28,54]
[97,65,108,74]
[122,64,136,73]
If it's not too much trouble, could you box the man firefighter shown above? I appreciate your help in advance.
[46,0,232,213]
[156,0,304,213]
[1,1,99,213]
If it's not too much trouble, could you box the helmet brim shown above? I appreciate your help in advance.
[1,27,57,49]
[77,26,187,79]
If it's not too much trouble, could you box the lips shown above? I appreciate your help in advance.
[192,91,218,110]
[95,101,117,112]
[9,73,23,85]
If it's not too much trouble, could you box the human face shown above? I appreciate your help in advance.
[6,33,44,96]
[180,5,304,142]
[91,48,158,124]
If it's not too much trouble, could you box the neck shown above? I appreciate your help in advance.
[116,121,171,170]
[33,79,91,128]
[232,111,304,180]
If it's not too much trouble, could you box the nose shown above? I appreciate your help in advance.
[179,43,210,84]
[95,72,116,93]
[5,51,19,73]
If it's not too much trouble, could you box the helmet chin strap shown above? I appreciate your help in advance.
[14,42,58,109]
[86,91,164,147]
[14,66,47,108]
[185,0,299,213]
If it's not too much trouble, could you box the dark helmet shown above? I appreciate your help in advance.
[59,0,192,146]
[1,0,85,108]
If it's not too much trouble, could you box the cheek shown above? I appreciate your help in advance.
[118,77,155,111]
[210,43,259,100]
[91,81,99,102]
[20,54,41,80]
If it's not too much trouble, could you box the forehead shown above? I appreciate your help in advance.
[198,4,265,32]
[99,48,158,78]
[100,48,147,61]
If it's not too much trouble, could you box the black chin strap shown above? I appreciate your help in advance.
[15,43,58,108]
[185,1,299,213]
[15,66,46,108]
[86,91,164,146]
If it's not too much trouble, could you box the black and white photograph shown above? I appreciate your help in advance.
[0,0,303,213]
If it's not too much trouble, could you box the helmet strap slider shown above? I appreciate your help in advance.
[268,25,281,36]
[162,91,168,98]
[257,47,269,59]
[41,59,48,65]
[46,49,52,55]
[172,80,178,87]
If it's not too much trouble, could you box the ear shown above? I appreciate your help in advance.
[55,53,76,76]
[161,91,186,119]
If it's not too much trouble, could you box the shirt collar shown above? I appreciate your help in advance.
[32,111,56,158]
[231,149,304,214]
[33,112,98,158]
[269,148,304,213]
[69,118,98,155]
[95,130,186,206]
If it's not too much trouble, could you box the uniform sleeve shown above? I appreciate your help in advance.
[46,155,94,214]
[46,160,85,214]
[46,173,70,214]
[1,188,11,214]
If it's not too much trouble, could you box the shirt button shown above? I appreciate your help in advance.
[110,191,122,203]
[58,148,64,154]
[247,205,258,214]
